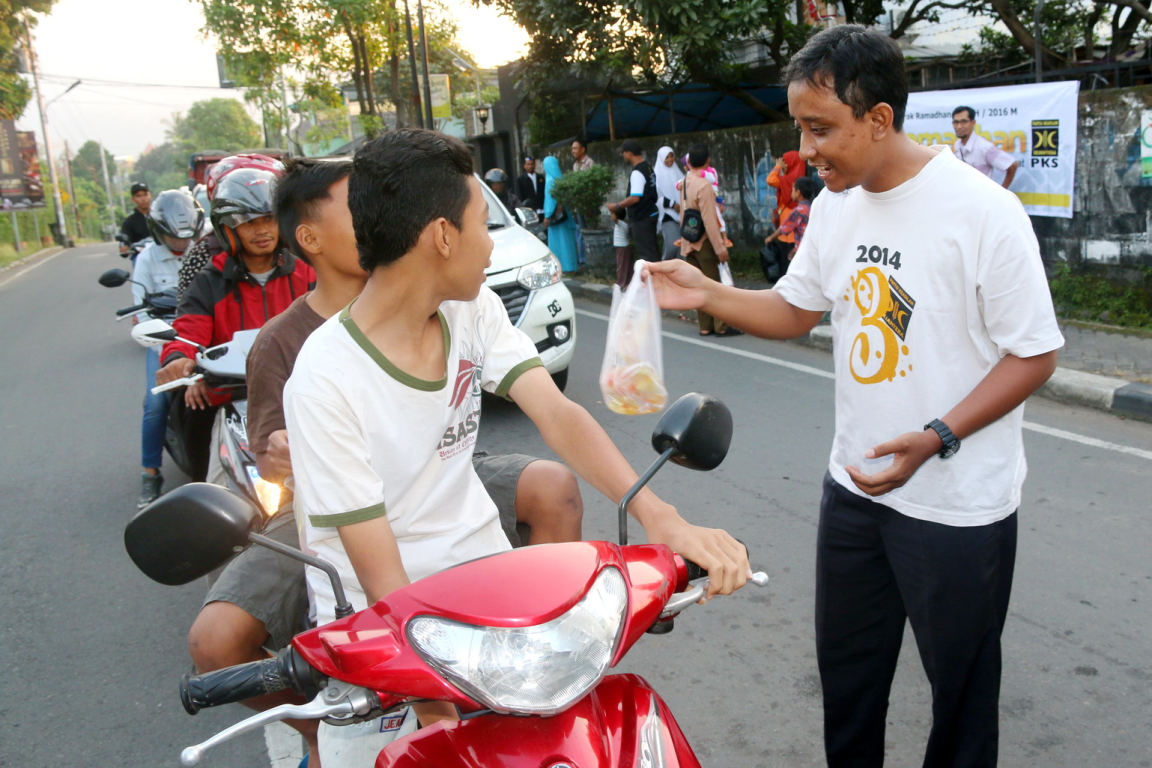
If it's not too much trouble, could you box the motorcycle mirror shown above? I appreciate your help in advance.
[115,233,130,245]
[132,318,178,346]
[515,207,539,227]
[98,268,131,288]
[124,483,261,586]
[651,392,733,471]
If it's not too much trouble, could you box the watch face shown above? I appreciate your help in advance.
[940,441,960,459]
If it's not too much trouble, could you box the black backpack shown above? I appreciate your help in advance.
[679,183,704,244]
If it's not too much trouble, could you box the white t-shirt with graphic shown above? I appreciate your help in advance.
[284,286,543,624]
[775,148,1063,527]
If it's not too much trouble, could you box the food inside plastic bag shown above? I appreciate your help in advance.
[600,262,668,415]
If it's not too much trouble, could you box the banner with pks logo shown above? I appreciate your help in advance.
[903,82,1080,218]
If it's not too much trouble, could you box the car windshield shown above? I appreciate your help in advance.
[478,178,512,230]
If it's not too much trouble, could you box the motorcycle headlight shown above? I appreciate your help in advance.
[407,566,628,715]
[516,254,563,291]
[245,465,282,516]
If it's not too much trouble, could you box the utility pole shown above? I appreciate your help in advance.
[279,66,292,151]
[402,0,424,128]
[417,0,434,129]
[63,139,83,239]
[98,141,115,232]
[1034,0,1046,83]
[23,14,68,247]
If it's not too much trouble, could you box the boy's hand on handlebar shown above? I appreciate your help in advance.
[157,357,195,385]
[644,514,749,598]
[185,381,212,410]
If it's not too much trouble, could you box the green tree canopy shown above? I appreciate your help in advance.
[168,98,262,154]
[71,140,114,187]
[133,142,186,194]
[1,0,56,121]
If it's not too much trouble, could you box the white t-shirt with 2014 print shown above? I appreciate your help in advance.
[775,148,1063,527]
[284,286,543,624]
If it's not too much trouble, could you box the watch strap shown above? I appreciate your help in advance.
[924,419,960,459]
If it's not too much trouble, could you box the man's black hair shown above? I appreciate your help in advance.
[349,129,475,272]
[573,136,588,149]
[687,143,710,169]
[794,176,819,201]
[273,157,353,265]
[782,24,909,131]
[619,138,644,156]
[953,105,976,121]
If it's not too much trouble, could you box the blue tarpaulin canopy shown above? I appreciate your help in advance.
[580,83,788,141]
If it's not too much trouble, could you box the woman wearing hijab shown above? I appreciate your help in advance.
[542,155,579,272]
[766,150,806,279]
[654,146,685,260]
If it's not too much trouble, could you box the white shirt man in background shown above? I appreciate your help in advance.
[952,105,1019,188]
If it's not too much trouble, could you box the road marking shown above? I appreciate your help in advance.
[0,246,68,290]
[264,722,305,767]
[575,306,1152,462]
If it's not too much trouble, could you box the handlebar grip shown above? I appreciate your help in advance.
[682,538,750,583]
[116,303,146,316]
[181,657,289,715]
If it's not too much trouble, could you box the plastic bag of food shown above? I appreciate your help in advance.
[599,262,668,415]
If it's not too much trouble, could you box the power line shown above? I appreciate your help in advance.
[40,73,230,91]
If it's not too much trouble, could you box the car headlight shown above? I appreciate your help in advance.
[517,254,563,290]
[407,566,628,715]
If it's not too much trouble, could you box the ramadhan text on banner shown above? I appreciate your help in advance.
[903,82,1079,218]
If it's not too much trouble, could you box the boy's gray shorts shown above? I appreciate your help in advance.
[202,452,537,651]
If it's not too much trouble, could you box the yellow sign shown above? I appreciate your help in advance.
[418,74,452,120]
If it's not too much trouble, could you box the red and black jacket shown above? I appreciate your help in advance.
[161,249,316,382]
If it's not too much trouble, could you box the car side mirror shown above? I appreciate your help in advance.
[99,268,131,288]
[651,392,733,471]
[124,483,261,585]
[515,207,539,227]
[132,318,178,347]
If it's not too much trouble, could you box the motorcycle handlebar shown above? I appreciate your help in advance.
[181,648,326,715]
[151,374,202,394]
[116,303,147,317]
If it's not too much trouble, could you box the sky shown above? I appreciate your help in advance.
[14,0,530,159]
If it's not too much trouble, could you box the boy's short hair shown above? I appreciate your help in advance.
[687,143,710,169]
[794,176,819,201]
[783,25,909,131]
[273,157,353,264]
[349,129,475,272]
[953,105,976,121]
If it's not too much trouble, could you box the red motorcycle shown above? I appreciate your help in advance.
[126,392,768,767]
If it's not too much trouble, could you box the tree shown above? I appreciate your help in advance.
[1,0,56,121]
[133,142,187,194]
[71,140,115,187]
[168,98,262,154]
[198,0,463,141]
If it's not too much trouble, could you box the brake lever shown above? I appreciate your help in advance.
[151,373,204,395]
[660,571,769,617]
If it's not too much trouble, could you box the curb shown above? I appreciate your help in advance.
[565,279,1150,422]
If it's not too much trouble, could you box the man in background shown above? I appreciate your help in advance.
[606,139,659,262]
[952,106,1019,189]
[515,156,545,216]
[119,182,152,252]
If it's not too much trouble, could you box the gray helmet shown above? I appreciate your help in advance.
[483,168,509,184]
[148,190,203,243]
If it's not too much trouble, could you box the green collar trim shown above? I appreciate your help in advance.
[340,302,450,391]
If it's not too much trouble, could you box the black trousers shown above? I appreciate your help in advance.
[816,474,1017,768]
[630,215,660,262]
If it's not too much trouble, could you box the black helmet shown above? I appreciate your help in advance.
[483,168,508,185]
[148,190,203,246]
[210,168,278,258]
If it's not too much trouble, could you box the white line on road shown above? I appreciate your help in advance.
[0,246,68,290]
[575,306,1152,462]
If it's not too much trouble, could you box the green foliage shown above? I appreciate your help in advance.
[526,95,574,148]
[1050,263,1152,330]
[0,0,56,120]
[550,165,615,221]
[133,143,187,194]
[168,98,262,154]
[452,84,501,120]
[71,140,115,186]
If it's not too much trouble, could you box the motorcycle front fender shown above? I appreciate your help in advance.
[377,673,700,768]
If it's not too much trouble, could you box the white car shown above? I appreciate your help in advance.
[478,176,576,391]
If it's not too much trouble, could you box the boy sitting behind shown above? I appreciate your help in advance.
[764,176,818,277]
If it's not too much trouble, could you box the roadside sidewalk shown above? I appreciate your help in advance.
[565,277,1152,423]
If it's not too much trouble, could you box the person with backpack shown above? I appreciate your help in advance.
[679,143,738,337]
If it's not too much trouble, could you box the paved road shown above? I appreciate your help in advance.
[2,243,1149,767]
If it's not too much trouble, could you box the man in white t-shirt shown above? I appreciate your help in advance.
[647,26,1062,768]
[284,129,751,748]
[952,105,1020,189]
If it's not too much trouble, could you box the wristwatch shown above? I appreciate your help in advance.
[924,419,961,459]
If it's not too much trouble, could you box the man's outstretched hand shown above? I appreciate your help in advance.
[642,259,711,312]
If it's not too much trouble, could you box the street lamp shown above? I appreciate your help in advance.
[475,105,490,134]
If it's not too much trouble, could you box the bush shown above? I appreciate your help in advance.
[550,165,615,224]
[1050,263,1152,330]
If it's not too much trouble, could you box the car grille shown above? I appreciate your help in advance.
[493,283,530,325]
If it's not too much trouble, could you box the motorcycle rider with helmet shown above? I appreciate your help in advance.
[482,167,519,212]
[177,154,285,298]
[155,168,316,485]
[132,189,205,508]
